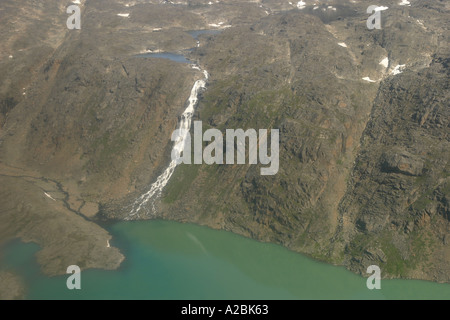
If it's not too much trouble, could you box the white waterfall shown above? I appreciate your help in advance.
[128,66,208,218]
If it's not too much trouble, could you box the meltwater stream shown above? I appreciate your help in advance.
[128,67,209,218]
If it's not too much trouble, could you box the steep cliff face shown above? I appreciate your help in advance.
[0,0,201,281]
[340,55,449,281]
[155,2,449,282]
[0,0,200,202]
[0,0,448,285]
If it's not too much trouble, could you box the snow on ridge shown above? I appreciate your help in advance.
[362,77,377,83]
[391,64,406,75]
[139,48,164,54]
[374,6,389,11]
[44,192,57,201]
[208,22,231,28]
[379,57,389,68]
[297,1,306,9]
[416,19,426,30]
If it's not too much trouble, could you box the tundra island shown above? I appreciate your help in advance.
[0,0,448,299]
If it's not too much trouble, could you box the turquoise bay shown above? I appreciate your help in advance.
[3,220,450,300]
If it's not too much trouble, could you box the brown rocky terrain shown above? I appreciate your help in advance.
[152,2,449,283]
[0,0,448,298]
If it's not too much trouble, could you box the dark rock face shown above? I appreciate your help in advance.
[0,0,448,285]
[336,53,449,281]
[381,150,424,176]
[157,1,450,282]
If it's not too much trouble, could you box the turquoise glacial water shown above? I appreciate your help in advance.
[1,220,449,300]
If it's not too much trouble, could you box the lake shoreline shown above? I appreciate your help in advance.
[3,219,450,299]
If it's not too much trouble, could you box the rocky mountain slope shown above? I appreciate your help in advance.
[153,1,449,282]
[0,0,448,296]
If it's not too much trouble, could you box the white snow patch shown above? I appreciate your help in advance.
[338,42,347,48]
[117,13,130,18]
[416,20,425,29]
[374,6,389,11]
[379,57,389,68]
[362,77,376,83]
[107,240,110,248]
[72,0,81,4]
[297,1,306,9]
[399,0,410,6]
[9,55,13,59]
[44,192,57,201]
[208,23,230,29]
[140,49,163,54]
[391,64,406,75]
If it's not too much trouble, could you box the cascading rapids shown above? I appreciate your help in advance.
[128,67,208,219]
